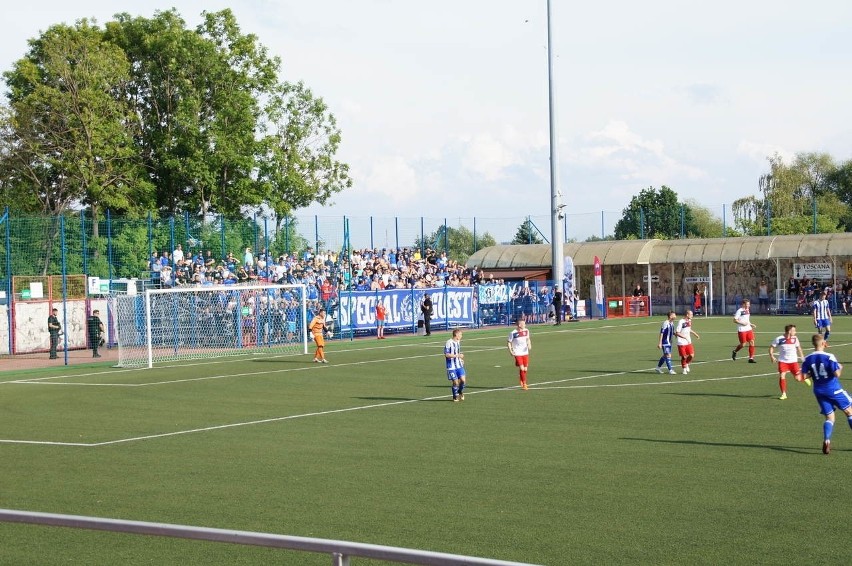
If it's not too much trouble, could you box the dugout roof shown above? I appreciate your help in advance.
[467,233,852,269]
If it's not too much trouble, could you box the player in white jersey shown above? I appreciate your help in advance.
[812,291,833,345]
[508,318,532,390]
[445,329,466,402]
[732,298,757,363]
[768,324,806,400]
[674,310,701,374]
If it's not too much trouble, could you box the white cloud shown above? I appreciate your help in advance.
[354,155,420,204]
[573,120,706,183]
[457,127,546,182]
[460,134,517,181]
[679,83,725,105]
[736,140,794,164]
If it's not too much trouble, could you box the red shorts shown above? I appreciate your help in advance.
[514,355,529,368]
[738,329,755,344]
[677,344,695,358]
[778,362,800,375]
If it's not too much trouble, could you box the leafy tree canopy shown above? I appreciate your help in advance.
[415,225,496,265]
[511,219,545,245]
[0,9,351,229]
[733,152,850,235]
[613,186,696,240]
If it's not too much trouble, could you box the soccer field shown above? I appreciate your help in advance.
[0,314,849,565]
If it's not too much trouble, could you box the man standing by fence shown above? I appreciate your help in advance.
[47,308,61,360]
[553,289,564,325]
[421,293,433,336]
[88,309,105,358]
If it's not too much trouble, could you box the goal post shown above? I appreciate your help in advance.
[115,284,308,368]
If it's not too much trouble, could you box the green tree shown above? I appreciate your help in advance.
[732,152,848,235]
[105,9,270,218]
[824,158,852,230]
[2,9,350,241]
[2,20,150,219]
[0,20,152,271]
[258,81,352,221]
[584,234,616,242]
[511,219,545,244]
[414,225,496,264]
[682,199,735,238]
[613,186,695,239]
[104,9,349,220]
[268,215,311,257]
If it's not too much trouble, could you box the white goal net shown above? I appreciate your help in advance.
[115,284,308,368]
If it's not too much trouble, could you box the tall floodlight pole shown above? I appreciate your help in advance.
[547,0,564,288]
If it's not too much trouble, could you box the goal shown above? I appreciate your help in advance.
[115,284,308,368]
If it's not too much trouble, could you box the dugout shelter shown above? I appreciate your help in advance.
[467,233,852,316]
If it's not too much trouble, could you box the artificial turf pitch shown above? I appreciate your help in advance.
[0,314,848,565]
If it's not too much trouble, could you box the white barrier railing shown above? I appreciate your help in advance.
[0,509,540,566]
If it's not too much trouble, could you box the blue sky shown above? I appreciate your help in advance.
[3,1,852,241]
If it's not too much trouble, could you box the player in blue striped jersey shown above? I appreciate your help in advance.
[445,329,467,402]
[800,334,852,455]
[655,311,677,374]
[812,291,833,345]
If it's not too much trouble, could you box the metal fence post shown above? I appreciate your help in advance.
[80,209,88,276]
[107,209,114,290]
[60,215,68,362]
[220,214,226,260]
[3,208,12,355]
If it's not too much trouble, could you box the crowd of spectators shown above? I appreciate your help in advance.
[142,244,588,337]
[146,245,526,328]
[147,244,505,293]
[786,276,852,314]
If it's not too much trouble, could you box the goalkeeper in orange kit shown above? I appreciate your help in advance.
[309,308,329,363]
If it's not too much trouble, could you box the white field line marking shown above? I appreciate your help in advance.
[0,331,527,386]
[8,346,508,387]
[529,373,777,391]
[0,354,776,448]
[0,320,659,387]
[0,321,656,386]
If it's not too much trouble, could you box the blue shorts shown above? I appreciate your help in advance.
[816,388,852,415]
[661,344,672,356]
[815,318,831,329]
[447,367,466,381]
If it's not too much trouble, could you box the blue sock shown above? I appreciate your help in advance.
[847,416,852,430]
[657,356,666,368]
[825,330,830,342]
[451,385,458,398]
[824,420,834,441]
[665,357,672,370]
[458,381,465,394]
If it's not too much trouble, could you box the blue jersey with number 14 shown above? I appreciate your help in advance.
[801,351,842,393]
[802,350,851,413]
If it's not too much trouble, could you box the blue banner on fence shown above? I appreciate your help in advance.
[477,283,510,305]
[338,287,474,331]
